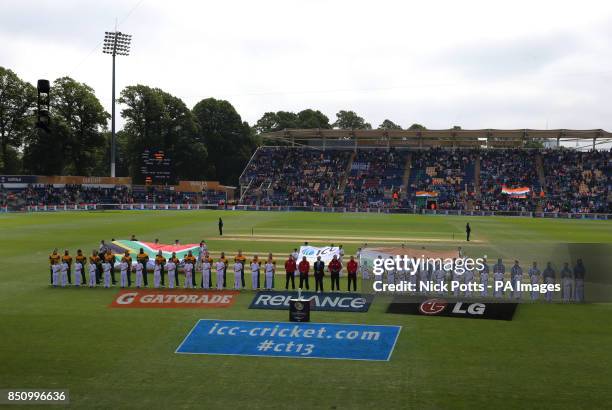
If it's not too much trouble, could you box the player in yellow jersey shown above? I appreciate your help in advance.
[219,251,228,288]
[201,251,214,288]
[169,252,180,287]
[234,250,247,288]
[136,248,149,287]
[89,250,101,284]
[121,251,133,286]
[183,250,197,287]
[104,250,116,285]
[49,248,60,285]
[154,250,166,287]
[62,249,73,285]
[75,249,87,285]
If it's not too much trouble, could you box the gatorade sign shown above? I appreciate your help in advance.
[110,290,237,308]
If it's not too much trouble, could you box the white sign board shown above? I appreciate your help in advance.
[298,246,340,264]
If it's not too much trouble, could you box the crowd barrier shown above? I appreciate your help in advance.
[1,203,610,220]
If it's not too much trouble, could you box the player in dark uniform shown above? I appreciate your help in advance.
[62,250,73,284]
[136,248,149,286]
[75,249,87,285]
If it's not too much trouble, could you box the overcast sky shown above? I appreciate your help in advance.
[2,0,612,134]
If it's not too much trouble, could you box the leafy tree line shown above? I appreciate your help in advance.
[0,66,426,184]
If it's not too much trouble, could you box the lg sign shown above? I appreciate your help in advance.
[419,299,447,315]
[388,297,516,321]
[419,299,486,316]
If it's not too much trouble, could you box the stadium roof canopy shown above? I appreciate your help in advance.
[260,128,612,149]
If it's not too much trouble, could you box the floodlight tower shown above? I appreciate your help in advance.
[103,31,132,177]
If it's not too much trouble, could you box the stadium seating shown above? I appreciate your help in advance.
[240,147,352,207]
[406,149,477,210]
[342,148,407,208]
[476,149,541,212]
[541,149,610,213]
[1,148,609,214]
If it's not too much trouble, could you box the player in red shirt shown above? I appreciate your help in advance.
[328,255,342,291]
[284,255,296,290]
[347,255,358,292]
[298,256,310,290]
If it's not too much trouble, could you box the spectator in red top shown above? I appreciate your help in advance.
[328,255,342,291]
[347,255,358,292]
[284,255,296,290]
[298,256,310,290]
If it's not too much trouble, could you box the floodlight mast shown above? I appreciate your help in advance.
[103,31,132,177]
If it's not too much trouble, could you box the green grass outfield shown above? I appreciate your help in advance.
[1,210,612,409]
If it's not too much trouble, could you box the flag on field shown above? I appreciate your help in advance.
[415,191,438,197]
[111,240,200,262]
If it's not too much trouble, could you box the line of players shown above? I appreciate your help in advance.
[371,257,586,302]
[48,247,360,292]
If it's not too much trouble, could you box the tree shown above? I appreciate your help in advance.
[119,85,207,181]
[297,109,331,129]
[192,98,255,184]
[332,110,371,130]
[408,123,426,130]
[50,77,109,175]
[254,111,299,134]
[378,119,402,130]
[22,121,70,175]
[0,67,36,173]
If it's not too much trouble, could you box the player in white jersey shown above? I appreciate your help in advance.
[102,261,112,288]
[51,263,61,287]
[418,266,430,293]
[463,268,475,297]
[233,262,243,290]
[560,263,573,302]
[88,263,97,287]
[510,261,523,299]
[338,245,345,262]
[134,262,144,288]
[291,248,299,262]
[360,261,370,280]
[264,260,275,290]
[74,262,83,287]
[153,262,162,288]
[434,268,446,295]
[251,258,260,289]
[528,262,541,300]
[387,267,395,285]
[452,267,463,297]
[201,259,211,289]
[183,262,193,289]
[60,262,69,287]
[166,261,177,289]
[409,267,417,291]
[215,260,225,290]
[479,260,489,297]
[119,261,129,288]
[493,265,505,298]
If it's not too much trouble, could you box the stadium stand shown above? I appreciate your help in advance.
[406,149,477,210]
[239,147,609,214]
[342,148,408,208]
[541,149,610,213]
[1,147,610,215]
[240,147,352,206]
[475,149,541,212]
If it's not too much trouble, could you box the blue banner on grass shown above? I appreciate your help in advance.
[176,319,401,361]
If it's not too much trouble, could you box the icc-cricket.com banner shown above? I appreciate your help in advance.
[298,246,341,264]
